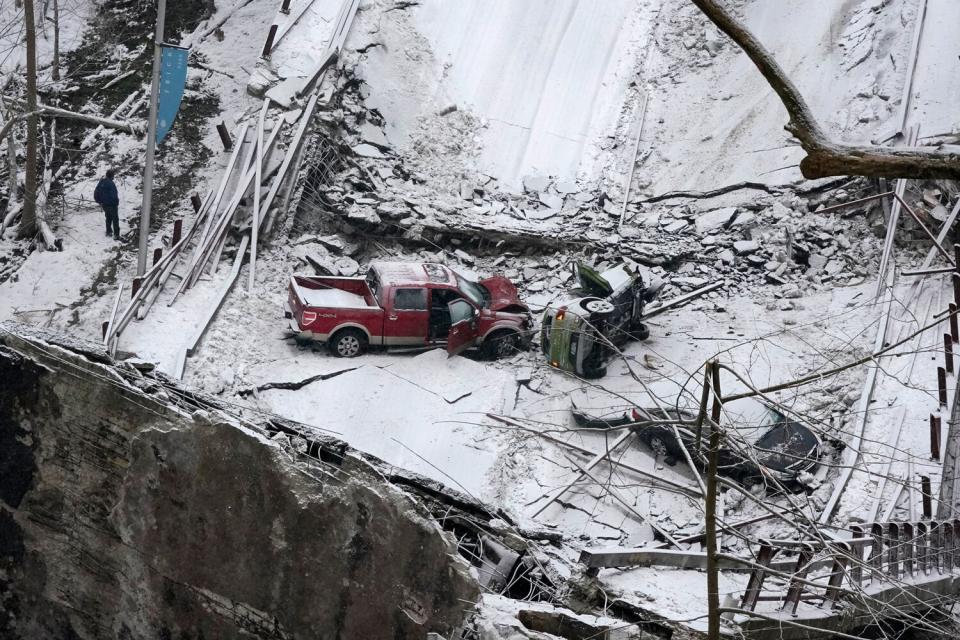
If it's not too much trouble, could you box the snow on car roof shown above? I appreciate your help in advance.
[371,262,456,287]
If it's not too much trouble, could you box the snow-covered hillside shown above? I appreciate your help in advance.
[3,0,960,637]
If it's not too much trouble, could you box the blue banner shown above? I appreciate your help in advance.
[156,45,189,145]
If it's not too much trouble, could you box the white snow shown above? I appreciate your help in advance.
[3,1,960,634]
[293,281,372,308]
[353,0,656,191]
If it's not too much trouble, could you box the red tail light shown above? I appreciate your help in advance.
[301,310,317,327]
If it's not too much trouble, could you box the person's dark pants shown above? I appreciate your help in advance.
[103,205,119,237]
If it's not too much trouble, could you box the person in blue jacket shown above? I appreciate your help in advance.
[94,169,120,239]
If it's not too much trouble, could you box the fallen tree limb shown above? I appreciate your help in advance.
[691,0,960,180]
[5,96,139,135]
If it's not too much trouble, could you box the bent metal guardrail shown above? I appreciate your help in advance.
[740,519,960,616]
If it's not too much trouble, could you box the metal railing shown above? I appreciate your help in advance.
[740,519,960,616]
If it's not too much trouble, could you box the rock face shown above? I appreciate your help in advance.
[0,329,478,639]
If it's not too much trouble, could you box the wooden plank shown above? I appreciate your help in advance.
[261,92,321,235]
[204,119,283,280]
[249,100,268,291]
[530,430,636,518]
[564,452,681,548]
[618,93,647,228]
[194,122,249,253]
[185,234,250,361]
[176,120,283,294]
[579,548,831,575]
[102,284,124,347]
[896,0,928,134]
[818,283,895,524]
[875,126,919,299]
[296,0,360,97]
[643,282,723,319]
[108,195,215,340]
[272,0,318,47]
[486,414,701,496]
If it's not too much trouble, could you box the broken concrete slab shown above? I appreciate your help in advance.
[334,256,360,276]
[360,121,390,150]
[538,192,563,210]
[664,219,689,233]
[352,142,387,158]
[695,207,736,234]
[0,330,479,640]
[730,210,756,228]
[522,175,550,193]
[733,240,760,254]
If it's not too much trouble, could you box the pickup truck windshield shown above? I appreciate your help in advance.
[455,273,488,308]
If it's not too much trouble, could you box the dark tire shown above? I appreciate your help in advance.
[329,328,367,358]
[481,330,521,360]
[633,322,650,341]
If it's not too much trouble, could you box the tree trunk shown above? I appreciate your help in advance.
[51,0,60,82]
[705,361,722,640]
[19,0,38,238]
[6,120,15,204]
[690,0,960,181]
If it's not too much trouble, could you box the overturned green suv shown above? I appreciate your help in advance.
[541,262,662,378]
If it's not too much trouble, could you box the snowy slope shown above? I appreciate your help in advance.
[354,0,654,191]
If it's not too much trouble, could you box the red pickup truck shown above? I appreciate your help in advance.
[285,262,532,359]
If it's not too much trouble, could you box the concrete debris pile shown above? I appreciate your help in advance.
[641,190,886,305]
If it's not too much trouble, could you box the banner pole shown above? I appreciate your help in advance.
[137,0,166,276]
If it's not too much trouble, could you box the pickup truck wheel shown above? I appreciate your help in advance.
[329,329,367,358]
[481,330,521,360]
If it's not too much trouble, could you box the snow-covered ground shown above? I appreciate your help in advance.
[4,0,960,635]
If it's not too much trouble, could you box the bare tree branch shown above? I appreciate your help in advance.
[5,96,140,134]
[691,0,960,180]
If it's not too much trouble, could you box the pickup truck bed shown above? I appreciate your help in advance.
[291,280,374,309]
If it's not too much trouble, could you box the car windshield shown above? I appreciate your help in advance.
[454,272,489,308]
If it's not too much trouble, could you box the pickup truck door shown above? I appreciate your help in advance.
[446,299,480,357]
[386,287,428,346]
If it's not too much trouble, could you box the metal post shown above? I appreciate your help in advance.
[281,0,291,12]
[190,193,202,212]
[152,247,162,265]
[939,367,948,406]
[954,243,960,273]
[136,0,166,276]
[216,122,233,150]
[946,334,955,374]
[918,523,929,574]
[887,523,901,579]
[951,303,959,343]
[902,523,915,577]
[954,274,960,308]
[261,24,278,57]
[931,414,942,460]
[172,218,182,245]
[922,476,933,519]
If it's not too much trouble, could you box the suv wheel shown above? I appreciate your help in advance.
[581,298,615,316]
